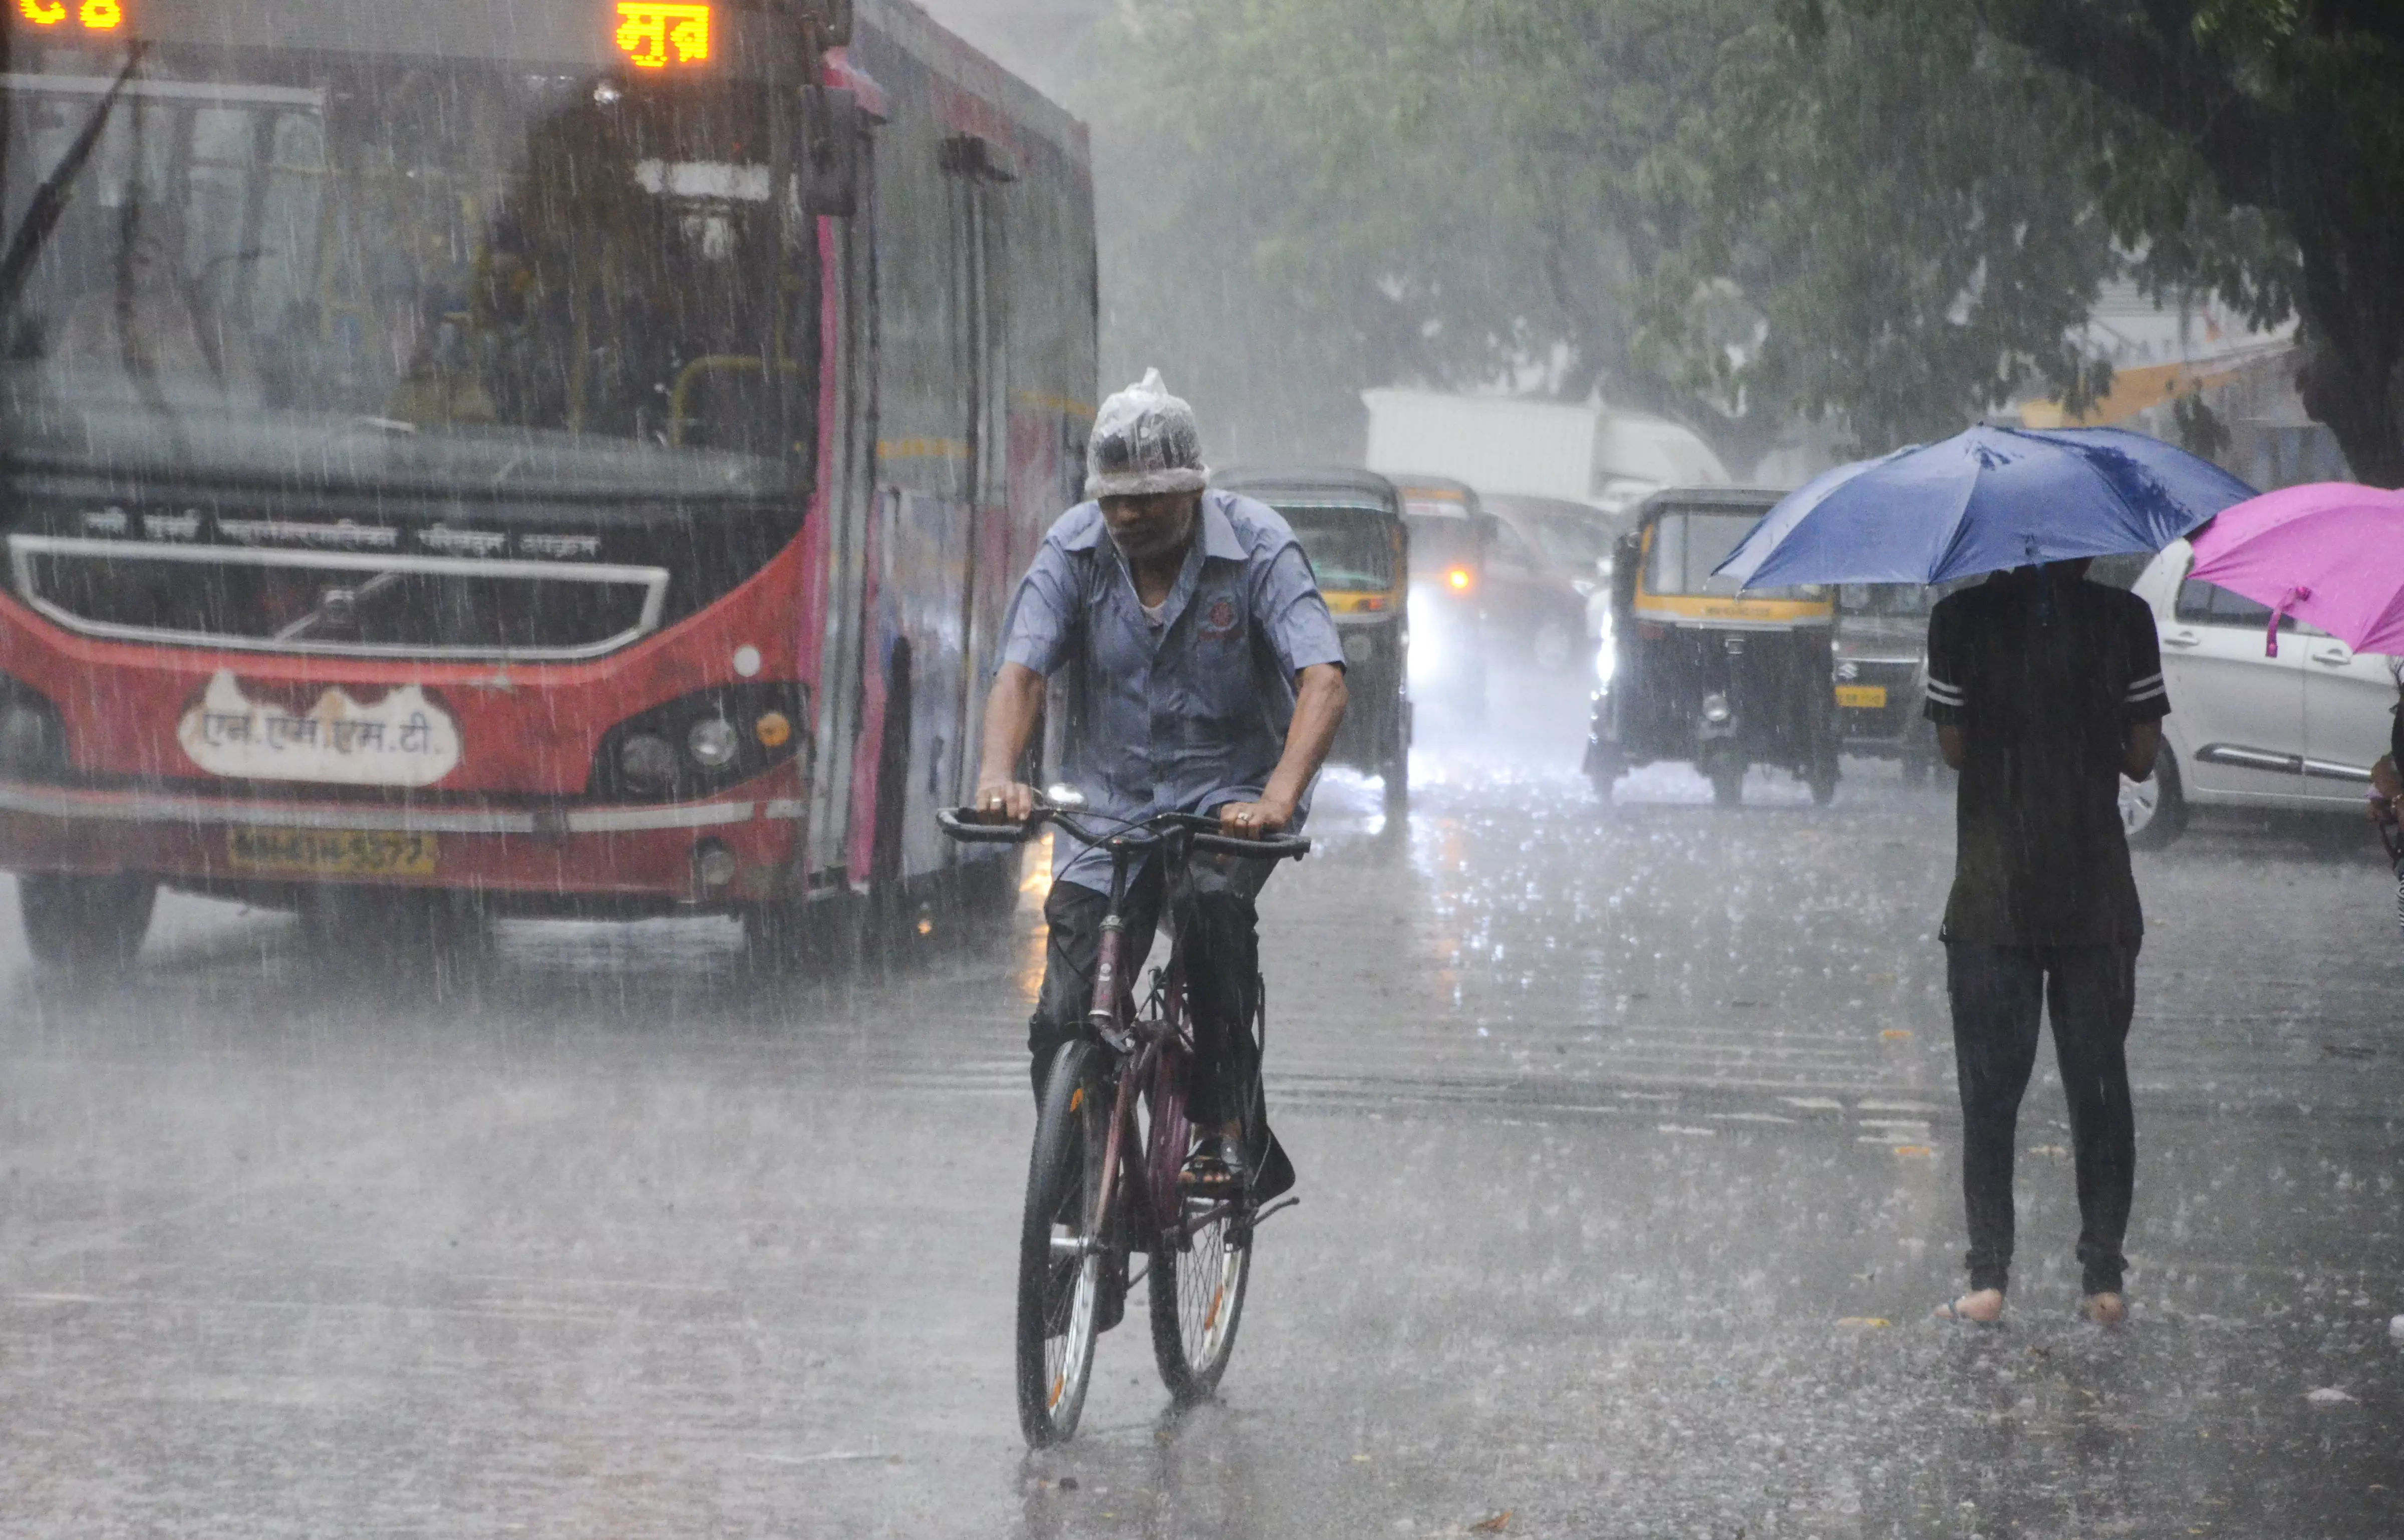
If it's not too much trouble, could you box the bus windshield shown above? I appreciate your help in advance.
[1644,511,1821,601]
[1280,505,1395,592]
[1,53,814,501]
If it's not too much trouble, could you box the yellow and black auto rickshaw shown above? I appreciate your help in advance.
[1216,468,1412,811]
[1584,488,1840,807]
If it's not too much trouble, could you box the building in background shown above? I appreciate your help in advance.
[2015,282,2343,490]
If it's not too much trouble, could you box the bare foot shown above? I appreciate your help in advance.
[2080,1292,2127,1327]
[1935,1288,2004,1323]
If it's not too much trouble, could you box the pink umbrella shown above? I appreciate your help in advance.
[2185,481,2404,658]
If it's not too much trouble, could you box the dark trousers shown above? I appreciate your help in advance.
[1029,854,1270,1129]
[1946,942,2139,1296]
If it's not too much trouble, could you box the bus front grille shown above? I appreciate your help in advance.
[9,536,671,661]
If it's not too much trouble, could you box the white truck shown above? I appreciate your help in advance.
[1360,389,1730,514]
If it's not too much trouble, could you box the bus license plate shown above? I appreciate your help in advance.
[227,829,437,877]
[1834,685,1888,709]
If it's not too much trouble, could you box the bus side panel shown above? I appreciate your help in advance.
[997,111,1097,794]
[846,9,1094,887]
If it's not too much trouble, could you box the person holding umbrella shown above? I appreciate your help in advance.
[1922,559,2166,1326]
[1716,424,2256,1328]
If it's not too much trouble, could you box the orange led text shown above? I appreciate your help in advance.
[614,1,710,68]
[15,0,120,28]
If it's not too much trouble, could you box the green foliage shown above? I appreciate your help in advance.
[1081,0,1545,462]
[1077,0,2301,471]
[1086,0,2327,475]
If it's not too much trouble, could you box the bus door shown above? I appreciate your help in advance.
[946,132,1018,865]
[855,119,1015,889]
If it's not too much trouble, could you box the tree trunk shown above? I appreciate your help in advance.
[2292,221,2404,489]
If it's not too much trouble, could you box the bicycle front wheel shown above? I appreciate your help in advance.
[1017,1040,1106,1446]
[1146,1063,1252,1404]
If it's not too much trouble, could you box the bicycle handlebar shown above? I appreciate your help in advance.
[933,807,1034,844]
[1188,828,1312,860]
[935,805,1310,861]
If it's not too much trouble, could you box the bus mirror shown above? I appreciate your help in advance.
[798,0,852,46]
[800,87,865,217]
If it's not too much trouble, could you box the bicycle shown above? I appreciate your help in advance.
[938,793,1309,1447]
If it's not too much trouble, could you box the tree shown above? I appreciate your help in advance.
[1076,0,2269,469]
[1895,0,2404,483]
[1080,0,1554,462]
[1464,0,2135,455]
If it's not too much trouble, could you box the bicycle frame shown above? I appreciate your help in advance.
[1082,832,1191,1260]
[935,800,1307,1255]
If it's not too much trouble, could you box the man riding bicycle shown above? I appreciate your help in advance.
[972,369,1348,1201]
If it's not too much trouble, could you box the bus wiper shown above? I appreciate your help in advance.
[0,44,148,317]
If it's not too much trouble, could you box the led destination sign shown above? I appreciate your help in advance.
[614,1,710,68]
[15,0,122,32]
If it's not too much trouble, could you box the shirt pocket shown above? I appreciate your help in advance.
[1185,587,1254,730]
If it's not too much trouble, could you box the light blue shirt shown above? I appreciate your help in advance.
[999,490,1345,893]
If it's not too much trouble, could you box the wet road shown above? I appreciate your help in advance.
[5,673,2403,1537]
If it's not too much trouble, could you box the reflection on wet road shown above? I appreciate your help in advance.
[4,673,2400,1535]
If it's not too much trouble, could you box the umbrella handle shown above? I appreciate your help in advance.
[2264,585,2312,659]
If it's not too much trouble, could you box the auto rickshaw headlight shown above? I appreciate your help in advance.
[1701,692,1733,726]
[1446,566,1472,592]
[1342,632,1374,665]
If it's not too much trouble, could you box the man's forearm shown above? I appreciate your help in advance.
[1260,664,1347,812]
[2122,722,2161,782]
[975,662,1046,789]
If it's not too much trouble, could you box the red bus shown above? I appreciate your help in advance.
[0,0,1094,964]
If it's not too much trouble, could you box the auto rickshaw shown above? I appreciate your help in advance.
[1584,488,1840,807]
[1216,468,1412,811]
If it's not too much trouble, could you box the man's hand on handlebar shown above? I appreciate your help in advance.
[1215,796,1294,839]
[972,779,1038,824]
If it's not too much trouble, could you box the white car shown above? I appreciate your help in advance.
[2122,539,2398,846]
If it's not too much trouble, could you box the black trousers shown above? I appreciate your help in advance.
[1946,941,2139,1296]
[1028,853,1271,1129]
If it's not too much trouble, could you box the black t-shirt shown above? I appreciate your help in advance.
[1924,569,2169,946]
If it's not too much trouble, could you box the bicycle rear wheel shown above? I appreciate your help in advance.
[1145,1051,1252,1404]
[1017,1040,1106,1446]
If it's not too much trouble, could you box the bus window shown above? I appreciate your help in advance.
[3,63,817,495]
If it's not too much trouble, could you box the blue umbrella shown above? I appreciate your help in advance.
[1714,425,2257,589]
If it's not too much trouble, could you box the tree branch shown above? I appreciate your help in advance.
[1971,0,2288,205]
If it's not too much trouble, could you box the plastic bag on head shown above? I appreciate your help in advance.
[1086,367,1208,499]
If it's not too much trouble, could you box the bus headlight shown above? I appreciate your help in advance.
[687,717,740,768]
[592,683,808,800]
[618,732,678,792]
